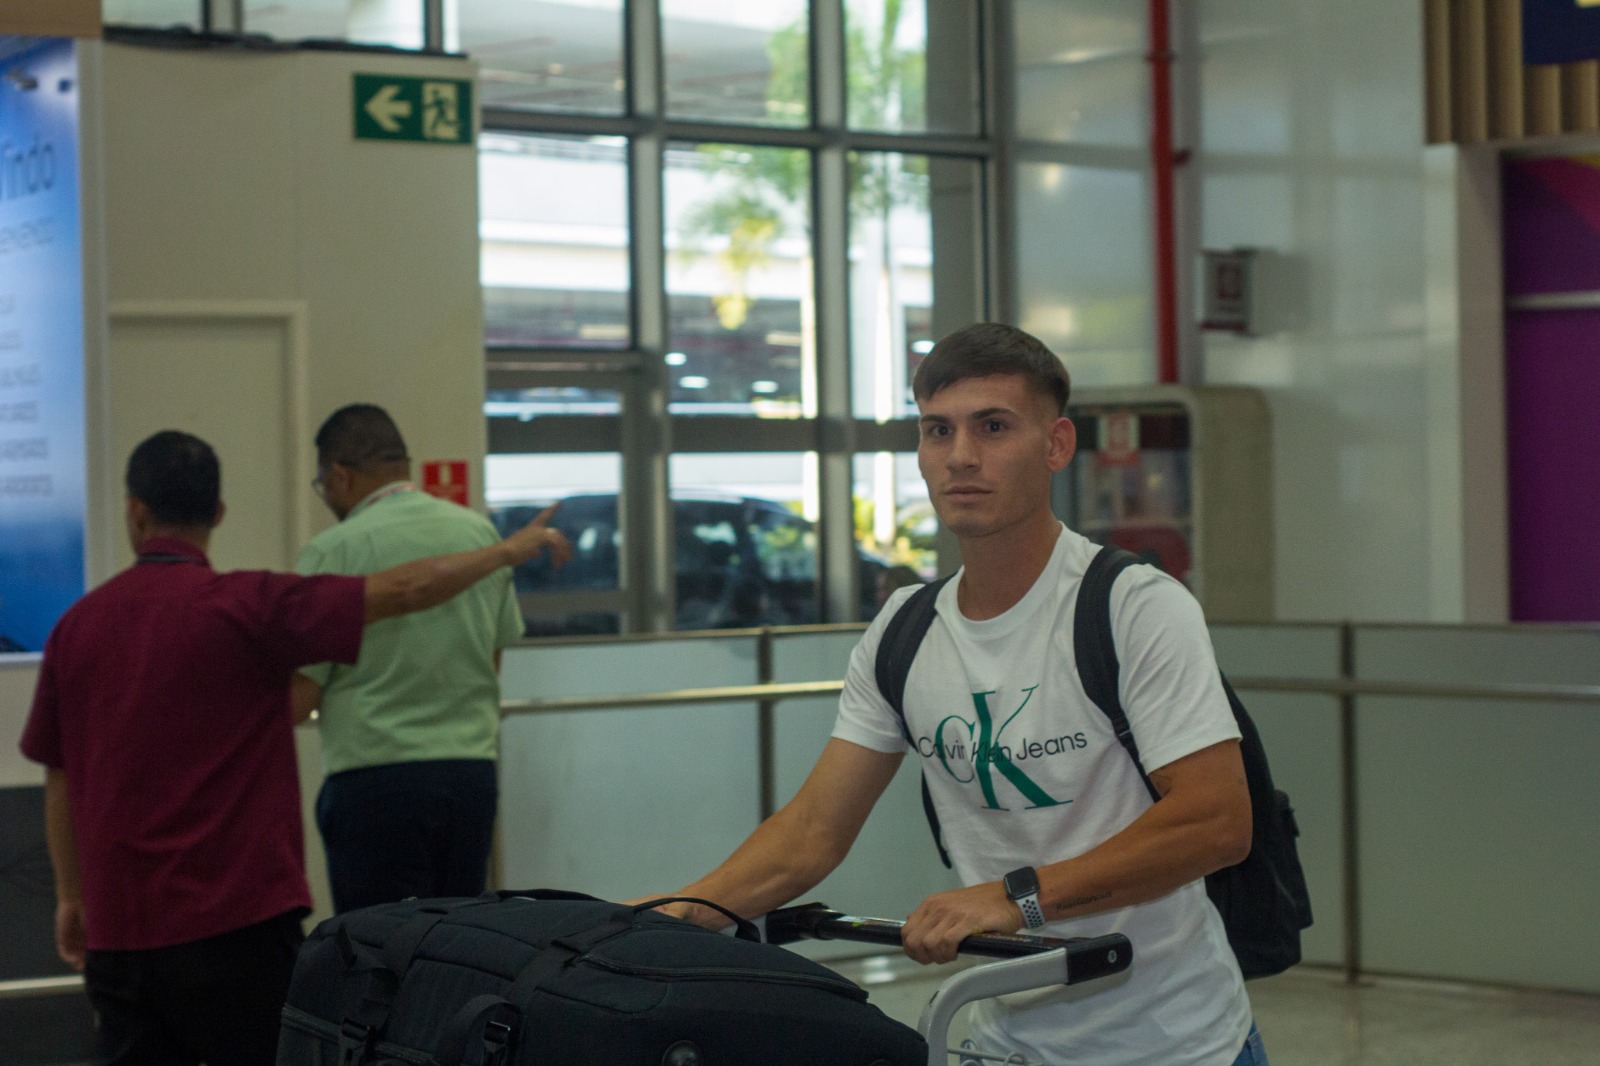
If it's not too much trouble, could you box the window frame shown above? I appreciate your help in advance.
[474,0,1003,632]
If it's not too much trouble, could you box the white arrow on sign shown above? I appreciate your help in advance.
[364,84,413,133]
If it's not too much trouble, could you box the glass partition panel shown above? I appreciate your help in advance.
[1357,696,1600,992]
[771,628,861,684]
[849,152,933,421]
[462,0,625,114]
[666,143,812,416]
[1209,624,1344,681]
[498,638,761,901]
[481,133,630,348]
[1355,626,1600,686]
[501,634,759,698]
[499,705,761,898]
[844,0,978,135]
[1017,162,1151,387]
[1244,693,1344,967]
[669,453,820,628]
[663,0,808,127]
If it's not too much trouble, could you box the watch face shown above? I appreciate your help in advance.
[1004,866,1039,899]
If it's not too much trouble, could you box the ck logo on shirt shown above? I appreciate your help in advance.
[914,686,1088,810]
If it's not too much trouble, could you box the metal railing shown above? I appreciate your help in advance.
[10,625,1600,1002]
[496,624,1600,988]
[0,975,83,1002]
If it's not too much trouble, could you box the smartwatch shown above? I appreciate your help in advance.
[1003,865,1047,930]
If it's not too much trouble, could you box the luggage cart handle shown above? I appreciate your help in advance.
[764,903,1131,981]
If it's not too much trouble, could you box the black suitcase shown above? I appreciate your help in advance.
[276,890,927,1066]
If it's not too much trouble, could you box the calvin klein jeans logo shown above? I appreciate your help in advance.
[915,687,1074,810]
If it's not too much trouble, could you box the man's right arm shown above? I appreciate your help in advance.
[43,769,85,971]
[651,738,903,928]
[363,504,570,623]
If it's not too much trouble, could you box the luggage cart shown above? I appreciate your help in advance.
[765,904,1132,1066]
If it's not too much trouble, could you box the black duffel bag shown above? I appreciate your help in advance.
[277,889,927,1066]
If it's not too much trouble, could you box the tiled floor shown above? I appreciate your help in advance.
[829,955,1600,1065]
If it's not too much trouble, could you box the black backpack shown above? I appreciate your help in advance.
[279,890,927,1066]
[874,545,1313,979]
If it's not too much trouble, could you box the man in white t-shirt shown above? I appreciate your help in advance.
[647,323,1266,1066]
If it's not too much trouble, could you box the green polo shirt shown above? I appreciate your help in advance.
[296,483,524,775]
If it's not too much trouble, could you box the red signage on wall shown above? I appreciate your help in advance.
[1097,411,1141,467]
[422,460,470,506]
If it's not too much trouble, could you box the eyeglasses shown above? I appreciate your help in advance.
[311,469,328,498]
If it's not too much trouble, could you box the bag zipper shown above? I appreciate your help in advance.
[580,955,867,1000]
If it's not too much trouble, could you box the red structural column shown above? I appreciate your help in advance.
[1148,0,1180,384]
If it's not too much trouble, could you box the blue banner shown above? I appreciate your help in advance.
[1524,0,1600,66]
[0,37,86,655]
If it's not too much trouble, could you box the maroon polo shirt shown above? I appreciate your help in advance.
[20,537,366,951]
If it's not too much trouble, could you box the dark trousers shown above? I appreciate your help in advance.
[317,758,498,914]
[83,909,304,1066]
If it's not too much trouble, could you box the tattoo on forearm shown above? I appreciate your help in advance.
[1053,891,1111,917]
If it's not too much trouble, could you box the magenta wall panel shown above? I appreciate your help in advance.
[1504,157,1600,620]
[1505,309,1600,621]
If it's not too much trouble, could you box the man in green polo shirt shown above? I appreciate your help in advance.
[292,404,566,913]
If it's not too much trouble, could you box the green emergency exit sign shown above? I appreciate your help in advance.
[353,74,474,144]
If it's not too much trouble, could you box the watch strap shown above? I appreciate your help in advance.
[1015,892,1046,929]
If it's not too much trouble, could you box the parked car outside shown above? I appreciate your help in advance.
[489,492,891,635]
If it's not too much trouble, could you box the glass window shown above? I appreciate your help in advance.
[486,450,624,635]
[104,1,200,28]
[1012,0,1148,146]
[666,144,812,416]
[845,0,978,134]
[460,0,625,115]
[849,152,934,420]
[662,0,809,127]
[480,133,630,348]
[486,385,622,417]
[245,1,424,48]
[670,453,820,628]
[852,452,936,619]
[1016,162,1151,387]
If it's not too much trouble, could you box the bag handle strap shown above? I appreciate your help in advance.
[630,896,761,942]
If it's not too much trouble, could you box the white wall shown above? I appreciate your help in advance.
[100,42,487,573]
[1015,0,1500,622]
[1194,0,1498,622]
[2,43,488,927]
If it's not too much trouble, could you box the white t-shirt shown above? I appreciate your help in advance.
[833,525,1252,1066]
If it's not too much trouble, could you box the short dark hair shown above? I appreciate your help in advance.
[314,404,410,469]
[911,323,1071,415]
[125,430,220,527]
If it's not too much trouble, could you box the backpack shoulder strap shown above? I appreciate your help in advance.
[1073,545,1161,803]
[873,574,954,868]
[874,576,949,742]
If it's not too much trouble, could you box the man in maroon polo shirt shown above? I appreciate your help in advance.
[19,430,569,1066]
